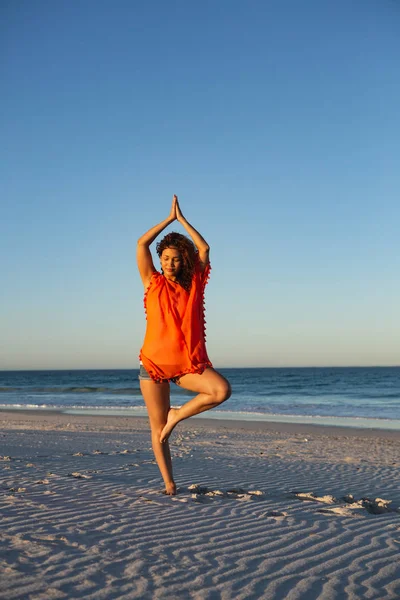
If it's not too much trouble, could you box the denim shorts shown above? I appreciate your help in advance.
[138,363,180,384]
[139,363,152,381]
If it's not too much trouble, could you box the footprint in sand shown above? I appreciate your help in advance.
[292,491,337,504]
[68,472,92,479]
[353,497,395,515]
[294,491,398,516]
[188,485,264,502]
[317,506,363,517]
[191,494,212,503]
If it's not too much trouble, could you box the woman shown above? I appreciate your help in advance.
[137,195,231,495]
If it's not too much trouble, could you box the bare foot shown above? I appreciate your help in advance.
[160,408,179,443]
[163,481,177,495]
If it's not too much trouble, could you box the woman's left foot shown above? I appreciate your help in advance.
[160,408,179,443]
[163,481,177,495]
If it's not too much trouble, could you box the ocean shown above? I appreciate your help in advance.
[1,367,400,430]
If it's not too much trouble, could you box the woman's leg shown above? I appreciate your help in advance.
[160,368,231,443]
[140,379,176,495]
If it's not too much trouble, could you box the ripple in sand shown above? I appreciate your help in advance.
[263,510,288,518]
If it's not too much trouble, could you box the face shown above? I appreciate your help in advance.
[161,247,182,278]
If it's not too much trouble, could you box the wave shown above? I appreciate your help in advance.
[0,386,142,394]
[1,404,399,430]
[0,403,146,411]
[242,389,400,401]
[352,391,400,400]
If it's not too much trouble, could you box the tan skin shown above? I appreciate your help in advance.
[137,196,231,495]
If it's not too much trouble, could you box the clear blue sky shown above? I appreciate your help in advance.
[1,0,399,370]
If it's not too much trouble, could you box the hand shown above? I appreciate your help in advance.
[175,196,185,223]
[168,195,177,222]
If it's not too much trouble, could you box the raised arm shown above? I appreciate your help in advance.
[137,197,177,287]
[175,197,210,269]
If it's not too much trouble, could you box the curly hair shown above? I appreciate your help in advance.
[156,232,197,292]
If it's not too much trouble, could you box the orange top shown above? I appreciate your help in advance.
[139,262,213,382]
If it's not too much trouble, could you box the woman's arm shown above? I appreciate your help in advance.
[175,197,210,268]
[136,197,177,287]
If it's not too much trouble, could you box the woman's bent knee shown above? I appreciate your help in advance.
[214,380,231,404]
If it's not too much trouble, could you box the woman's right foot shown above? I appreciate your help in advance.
[160,408,179,443]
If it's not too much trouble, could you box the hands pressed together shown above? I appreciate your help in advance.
[166,194,209,260]
[168,195,185,224]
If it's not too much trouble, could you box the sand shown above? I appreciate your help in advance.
[1,410,400,600]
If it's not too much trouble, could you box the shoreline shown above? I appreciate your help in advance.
[1,408,400,440]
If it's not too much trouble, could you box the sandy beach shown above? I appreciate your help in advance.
[1,410,399,600]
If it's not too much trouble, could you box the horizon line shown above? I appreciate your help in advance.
[1,365,399,372]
